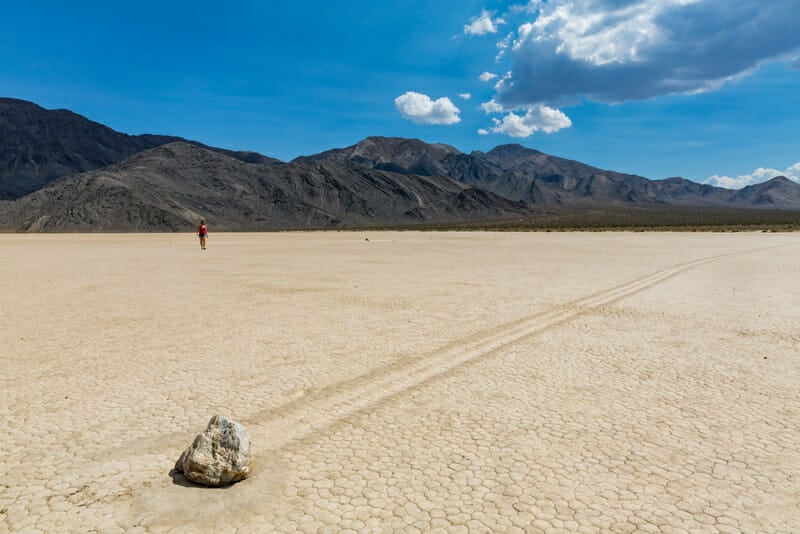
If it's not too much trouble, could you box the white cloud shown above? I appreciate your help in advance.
[508,1,542,15]
[479,71,498,82]
[493,0,800,108]
[464,9,503,36]
[480,99,505,113]
[485,105,572,137]
[478,128,490,135]
[496,32,515,60]
[494,71,513,92]
[792,57,800,70]
[394,92,461,125]
[704,163,800,189]
[458,93,472,100]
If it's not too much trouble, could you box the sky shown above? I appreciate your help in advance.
[1,0,799,187]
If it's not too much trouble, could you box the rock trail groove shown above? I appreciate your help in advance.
[246,246,777,453]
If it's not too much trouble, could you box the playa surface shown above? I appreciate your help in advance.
[2,231,799,533]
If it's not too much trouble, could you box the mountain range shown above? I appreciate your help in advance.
[0,142,527,232]
[0,97,277,200]
[295,136,800,208]
[0,98,798,232]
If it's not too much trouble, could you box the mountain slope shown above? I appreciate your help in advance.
[0,142,527,232]
[467,144,658,204]
[295,138,668,204]
[0,98,278,200]
[298,137,800,209]
[293,136,462,177]
[727,176,800,209]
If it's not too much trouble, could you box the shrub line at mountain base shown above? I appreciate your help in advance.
[352,206,800,233]
[2,205,799,233]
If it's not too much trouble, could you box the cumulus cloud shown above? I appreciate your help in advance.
[480,99,505,113]
[458,93,472,100]
[493,0,800,109]
[485,105,572,137]
[394,92,461,125]
[508,1,542,15]
[704,163,800,189]
[495,32,515,60]
[479,71,498,82]
[464,9,504,36]
[494,71,513,91]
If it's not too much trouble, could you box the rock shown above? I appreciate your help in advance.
[174,415,252,487]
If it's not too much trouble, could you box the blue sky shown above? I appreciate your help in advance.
[1,0,798,187]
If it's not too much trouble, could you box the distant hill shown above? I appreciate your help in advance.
[293,136,462,177]
[299,137,800,209]
[0,98,278,200]
[728,176,800,208]
[0,142,527,231]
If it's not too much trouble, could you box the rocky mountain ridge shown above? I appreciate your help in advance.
[0,142,527,231]
[0,97,278,200]
[1,98,798,232]
[300,137,800,209]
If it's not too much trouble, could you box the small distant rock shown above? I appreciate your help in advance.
[175,415,252,487]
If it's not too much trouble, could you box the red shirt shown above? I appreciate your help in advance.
[198,224,207,236]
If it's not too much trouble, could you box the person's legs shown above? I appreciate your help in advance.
[200,236,206,249]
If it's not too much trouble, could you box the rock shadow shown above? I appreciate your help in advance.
[168,469,234,490]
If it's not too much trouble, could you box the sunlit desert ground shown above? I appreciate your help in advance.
[2,231,799,533]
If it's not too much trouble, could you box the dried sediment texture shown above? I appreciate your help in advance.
[1,232,799,532]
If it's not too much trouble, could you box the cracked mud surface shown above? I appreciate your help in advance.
[2,232,799,532]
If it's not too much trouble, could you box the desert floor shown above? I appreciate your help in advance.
[1,231,799,533]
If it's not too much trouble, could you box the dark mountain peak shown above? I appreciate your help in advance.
[0,97,45,110]
[0,99,280,200]
[291,145,354,164]
[656,176,718,191]
[0,97,115,132]
[352,136,461,157]
[0,99,183,199]
[485,144,545,161]
[0,98,77,115]
[730,175,800,208]
[293,136,463,177]
[227,150,281,165]
[659,176,692,185]
[121,141,211,161]
[0,97,112,135]
[487,143,541,155]
[109,142,264,178]
[763,175,795,186]
[350,137,461,171]
[293,136,460,164]
[739,175,798,192]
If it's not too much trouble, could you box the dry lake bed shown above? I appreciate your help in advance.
[1,232,799,533]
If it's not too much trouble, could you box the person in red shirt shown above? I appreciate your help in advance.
[198,219,208,250]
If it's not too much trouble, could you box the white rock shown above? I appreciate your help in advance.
[175,415,252,486]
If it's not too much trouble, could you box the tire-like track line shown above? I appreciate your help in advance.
[248,246,778,452]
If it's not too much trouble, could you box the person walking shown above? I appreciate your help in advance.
[198,219,208,250]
